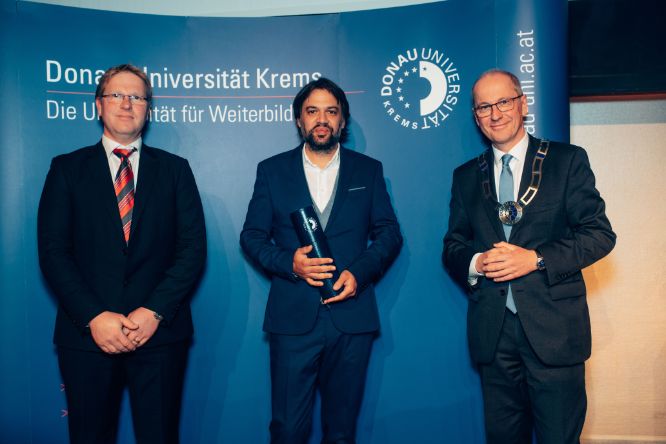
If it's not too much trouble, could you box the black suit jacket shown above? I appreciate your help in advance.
[240,146,402,335]
[38,142,206,351]
[443,136,615,366]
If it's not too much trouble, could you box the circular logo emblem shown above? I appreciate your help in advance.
[498,201,523,226]
[380,48,460,130]
[304,217,318,232]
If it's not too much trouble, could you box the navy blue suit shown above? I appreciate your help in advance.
[241,146,402,443]
[443,136,615,443]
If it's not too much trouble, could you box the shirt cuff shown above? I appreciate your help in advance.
[468,252,484,285]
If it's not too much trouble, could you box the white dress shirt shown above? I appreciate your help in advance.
[468,133,529,282]
[302,144,340,213]
[102,134,142,187]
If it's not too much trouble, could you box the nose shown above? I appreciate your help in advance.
[316,111,328,124]
[120,95,132,109]
[490,103,503,120]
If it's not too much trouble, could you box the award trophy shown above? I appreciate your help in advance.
[290,206,340,299]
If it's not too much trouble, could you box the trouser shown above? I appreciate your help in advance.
[58,341,190,444]
[480,310,586,444]
[269,306,375,444]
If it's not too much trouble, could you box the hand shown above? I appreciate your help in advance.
[324,270,357,304]
[123,307,161,348]
[293,245,336,287]
[479,242,538,282]
[89,311,139,354]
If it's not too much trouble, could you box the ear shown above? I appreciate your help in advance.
[474,114,480,127]
[95,98,102,117]
[520,95,528,117]
[341,119,346,129]
[296,118,301,128]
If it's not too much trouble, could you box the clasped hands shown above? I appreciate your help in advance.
[293,245,357,304]
[89,307,161,354]
[475,241,538,282]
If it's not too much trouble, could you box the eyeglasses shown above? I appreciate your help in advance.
[473,94,523,117]
[101,93,149,106]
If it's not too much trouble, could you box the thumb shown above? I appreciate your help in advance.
[120,316,139,330]
[332,274,345,291]
[296,245,313,255]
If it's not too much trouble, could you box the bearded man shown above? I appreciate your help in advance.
[240,77,402,444]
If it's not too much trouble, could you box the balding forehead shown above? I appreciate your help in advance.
[472,71,521,100]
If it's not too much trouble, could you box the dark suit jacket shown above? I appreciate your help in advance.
[38,141,206,352]
[443,136,615,366]
[240,146,402,335]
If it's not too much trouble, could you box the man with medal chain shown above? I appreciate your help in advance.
[443,69,616,444]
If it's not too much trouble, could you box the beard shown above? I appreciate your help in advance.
[302,123,340,153]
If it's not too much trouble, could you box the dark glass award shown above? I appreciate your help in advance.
[290,206,340,299]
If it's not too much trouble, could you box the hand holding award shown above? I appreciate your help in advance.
[290,206,340,299]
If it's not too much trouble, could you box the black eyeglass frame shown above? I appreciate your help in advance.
[473,94,523,117]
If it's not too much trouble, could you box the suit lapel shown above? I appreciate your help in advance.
[324,147,354,232]
[479,149,506,241]
[129,144,158,244]
[286,146,313,211]
[88,141,127,246]
[516,136,538,206]
[509,136,539,240]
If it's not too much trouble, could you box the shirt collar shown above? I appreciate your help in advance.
[302,143,340,170]
[492,133,529,166]
[102,134,142,159]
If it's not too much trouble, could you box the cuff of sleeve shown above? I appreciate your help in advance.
[468,253,484,278]
[467,253,484,286]
[280,249,299,281]
[346,263,370,292]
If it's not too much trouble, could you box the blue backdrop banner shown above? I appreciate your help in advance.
[1,1,568,442]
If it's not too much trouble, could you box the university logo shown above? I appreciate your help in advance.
[380,48,460,130]
[304,217,318,232]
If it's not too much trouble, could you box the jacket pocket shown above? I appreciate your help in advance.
[549,277,586,300]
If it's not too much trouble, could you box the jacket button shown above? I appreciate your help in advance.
[122,247,128,256]
[123,280,129,287]
[500,289,507,296]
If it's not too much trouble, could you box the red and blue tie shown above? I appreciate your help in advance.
[113,148,136,244]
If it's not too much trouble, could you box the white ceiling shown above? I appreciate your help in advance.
[23,0,442,17]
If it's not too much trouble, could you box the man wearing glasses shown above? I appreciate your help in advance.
[38,64,206,444]
[443,69,615,443]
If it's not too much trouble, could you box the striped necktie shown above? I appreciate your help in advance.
[113,148,136,244]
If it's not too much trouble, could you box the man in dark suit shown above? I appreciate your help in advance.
[443,69,616,444]
[240,77,402,444]
[38,64,206,444]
